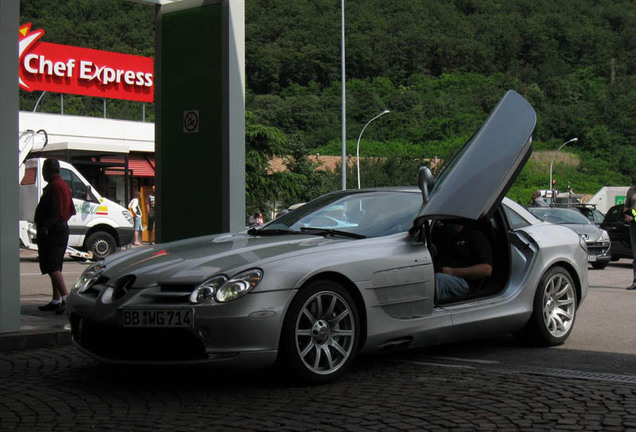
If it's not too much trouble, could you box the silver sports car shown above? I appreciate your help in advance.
[67,91,589,383]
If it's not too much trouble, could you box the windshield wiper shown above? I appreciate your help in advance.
[247,228,302,236]
[299,227,366,239]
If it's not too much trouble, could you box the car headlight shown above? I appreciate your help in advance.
[216,269,263,303]
[122,210,133,224]
[190,275,227,304]
[191,269,263,304]
[600,229,610,242]
[73,262,106,293]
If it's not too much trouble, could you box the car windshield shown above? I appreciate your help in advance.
[528,208,593,225]
[258,190,423,238]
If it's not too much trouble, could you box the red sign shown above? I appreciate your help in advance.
[19,23,154,103]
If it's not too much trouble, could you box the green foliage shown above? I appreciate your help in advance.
[20,0,636,215]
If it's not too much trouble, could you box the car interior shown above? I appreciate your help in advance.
[429,208,510,305]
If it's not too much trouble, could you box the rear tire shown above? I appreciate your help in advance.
[591,262,608,270]
[85,231,116,260]
[516,266,577,346]
[279,280,360,384]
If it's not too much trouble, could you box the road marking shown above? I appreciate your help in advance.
[397,360,475,370]
[417,355,500,365]
[399,358,636,385]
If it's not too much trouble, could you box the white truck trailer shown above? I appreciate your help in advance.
[588,186,629,214]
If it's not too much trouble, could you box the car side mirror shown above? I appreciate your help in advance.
[417,166,434,203]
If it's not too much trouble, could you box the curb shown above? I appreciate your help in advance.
[0,328,72,352]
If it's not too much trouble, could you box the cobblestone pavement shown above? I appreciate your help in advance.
[1,345,636,431]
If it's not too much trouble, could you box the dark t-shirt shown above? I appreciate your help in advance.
[34,174,75,230]
[435,227,493,288]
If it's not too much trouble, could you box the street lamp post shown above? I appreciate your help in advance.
[549,137,578,196]
[356,110,390,189]
[340,0,347,190]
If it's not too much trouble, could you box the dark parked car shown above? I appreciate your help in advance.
[600,204,633,261]
[528,207,611,269]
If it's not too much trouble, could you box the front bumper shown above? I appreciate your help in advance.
[586,241,611,265]
[67,288,295,366]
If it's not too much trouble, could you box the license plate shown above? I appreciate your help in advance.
[121,309,194,328]
[587,255,597,262]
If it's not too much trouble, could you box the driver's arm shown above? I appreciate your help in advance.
[441,263,492,280]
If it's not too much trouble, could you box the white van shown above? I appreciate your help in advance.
[19,158,134,259]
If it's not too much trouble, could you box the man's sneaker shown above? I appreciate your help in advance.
[54,301,66,315]
[38,302,59,311]
[627,283,636,291]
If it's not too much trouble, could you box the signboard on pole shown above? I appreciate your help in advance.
[19,23,154,102]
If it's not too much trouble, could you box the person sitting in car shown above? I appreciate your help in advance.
[433,220,493,302]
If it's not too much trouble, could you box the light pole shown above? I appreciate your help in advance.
[356,110,390,189]
[549,137,578,194]
[340,0,347,190]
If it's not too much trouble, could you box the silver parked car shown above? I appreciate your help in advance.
[527,207,611,269]
[67,91,589,383]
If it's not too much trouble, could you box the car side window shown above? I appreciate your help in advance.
[503,205,530,230]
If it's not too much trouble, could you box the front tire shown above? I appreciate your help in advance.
[517,266,577,346]
[85,231,116,260]
[280,280,360,384]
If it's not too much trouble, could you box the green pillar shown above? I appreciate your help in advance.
[156,0,245,243]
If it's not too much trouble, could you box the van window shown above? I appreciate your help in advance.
[20,167,37,185]
[60,168,97,202]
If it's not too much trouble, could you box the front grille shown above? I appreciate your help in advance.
[71,316,206,361]
[138,284,194,303]
[587,242,609,257]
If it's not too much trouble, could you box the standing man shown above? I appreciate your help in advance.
[530,190,549,207]
[35,159,76,314]
[146,185,156,244]
[623,178,636,290]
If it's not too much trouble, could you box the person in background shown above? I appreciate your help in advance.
[248,212,264,227]
[128,190,143,246]
[623,178,636,290]
[530,190,549,207]
[146,185,156,244]
[35,159,76,314]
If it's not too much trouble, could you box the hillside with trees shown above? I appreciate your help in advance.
[20,0,636,215]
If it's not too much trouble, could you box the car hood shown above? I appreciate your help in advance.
[560,224,605,242]
[416,90,536,222]
[100,232,342,287]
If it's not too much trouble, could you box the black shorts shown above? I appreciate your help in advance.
[37,223,69,275]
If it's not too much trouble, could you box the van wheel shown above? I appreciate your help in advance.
[86,232,116,260]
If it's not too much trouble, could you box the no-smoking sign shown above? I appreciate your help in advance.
[183,110,199,133]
